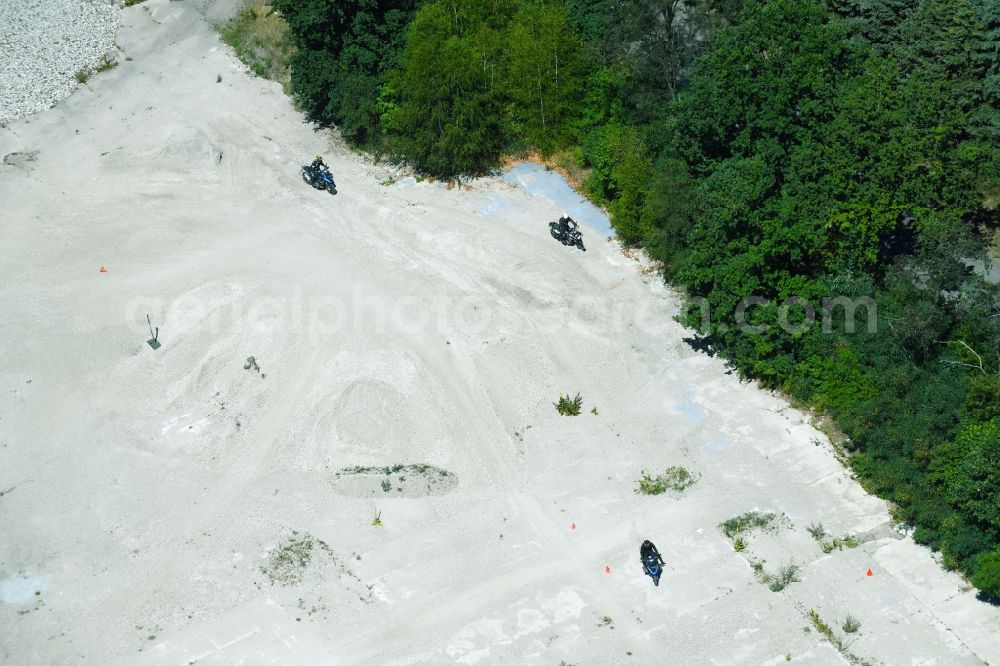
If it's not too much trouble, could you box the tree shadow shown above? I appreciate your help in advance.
[976,590,1000,606]
[682,334,716,357]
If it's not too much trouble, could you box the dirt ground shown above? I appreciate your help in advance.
[1,1,998,664]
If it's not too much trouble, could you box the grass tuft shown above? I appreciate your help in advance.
[554,392,583,416]
[220,1,294,92]
[636,466,699,495]
[721,511,779,539]
[95,54,117,73]
[74,53,117,85]
[810,609,833,639]
[765,563,801,592]
[809,609,872,665]
[820,534,862,553]
[260,532,327,585]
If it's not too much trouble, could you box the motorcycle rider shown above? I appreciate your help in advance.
[310,155,328,174]
[557,212,579,236]
[640,539,664,569]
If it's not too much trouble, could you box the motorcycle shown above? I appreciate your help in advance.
[549,218,586,252]
[641,540,664,587]
[301,164,337,194]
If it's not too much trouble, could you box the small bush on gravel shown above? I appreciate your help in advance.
[95,54,117,73]
[765,563,801,592]
[842,615,861,633]
[821,535,861,553]
[73,54,116,86]
[807,522,826,540]
[554,392,583,416]
[809,609,833,639]
[636,466,699,495]
[721,511,779,540]
[261,532,330,585]
[809,609,873,665]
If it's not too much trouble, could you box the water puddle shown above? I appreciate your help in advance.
[500,162,613,236]
[1,572,48,604]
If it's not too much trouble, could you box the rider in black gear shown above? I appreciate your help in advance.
[558,214,578,235]
[641,540,664,568]
[311,155,327,173]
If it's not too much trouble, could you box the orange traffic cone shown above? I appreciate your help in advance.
[99,266,107,273]
[866,568,873,577]
[604,565,612,574]
[570,522,576,531]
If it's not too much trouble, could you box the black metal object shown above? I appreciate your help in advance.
[147,314,160,350]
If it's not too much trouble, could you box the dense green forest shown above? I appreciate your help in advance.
[267,0,1000,598]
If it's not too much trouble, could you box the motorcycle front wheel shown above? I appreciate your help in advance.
[327,184,337,195]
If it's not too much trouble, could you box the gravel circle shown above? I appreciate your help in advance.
[0,0,122,125]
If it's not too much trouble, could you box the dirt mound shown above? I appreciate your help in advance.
[331,464,458,498]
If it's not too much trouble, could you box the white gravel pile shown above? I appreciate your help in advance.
[0,0,122,124]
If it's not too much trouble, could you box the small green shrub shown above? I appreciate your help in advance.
[721,511,779,539]
[636,469,666,495]
[74,54,117,85]
[636,466,699,495]
[807,522,826,540]
[95,54,117,73]
[261,532,328,585]
[662,466,697,491]
[554,392,583,416]
[842,615,861,634]
[809,609,833,639]
[809,609,873,665]
[821,535,862,553]
[733,537,746,552]
[766,563,800,592]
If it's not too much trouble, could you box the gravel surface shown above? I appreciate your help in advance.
[0,0,121,124]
